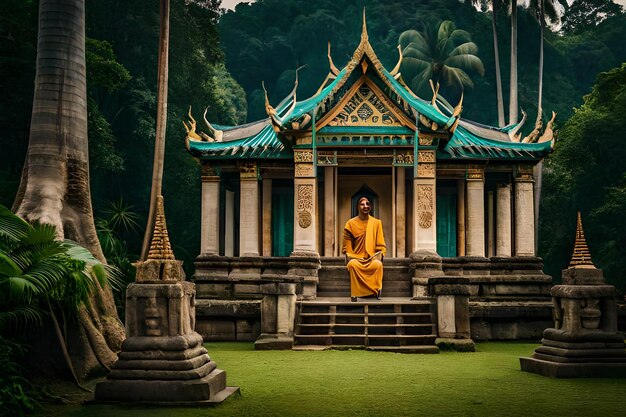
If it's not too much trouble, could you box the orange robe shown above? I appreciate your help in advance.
[342,216,386,297]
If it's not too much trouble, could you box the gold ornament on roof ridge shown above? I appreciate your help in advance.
[568,211,595,269]
[147,195,175,261]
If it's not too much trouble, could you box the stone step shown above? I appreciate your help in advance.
[298,323,436,328]
[300,311,432,318]
[291,345,440,353]
[294,297,438,351]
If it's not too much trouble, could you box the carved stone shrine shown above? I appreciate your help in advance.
[95,196,239,403]
[520,212,626,377]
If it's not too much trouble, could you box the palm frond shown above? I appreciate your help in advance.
[0,305,45,330]
[0,205,30,244]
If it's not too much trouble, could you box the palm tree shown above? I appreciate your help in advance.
[0,205,120,387]
[140,0,170,261]
[12,0,123,377]
[399,21,485,98]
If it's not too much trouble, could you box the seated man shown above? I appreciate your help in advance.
[342,196,386,302]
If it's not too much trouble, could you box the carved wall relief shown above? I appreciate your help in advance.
[416,184,434,229]
[393,152,414,165]
[418,137,434,146]
[294,163,314,178]
[417,163,435,178]
[297,184,314,229]
[417,150,435,163]
[294,150,314,163]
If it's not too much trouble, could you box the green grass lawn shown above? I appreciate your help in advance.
[38,342,626,417]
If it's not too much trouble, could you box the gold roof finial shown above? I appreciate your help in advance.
[568,211,595,269]
[361,8,368,41]
[147,195,175,260]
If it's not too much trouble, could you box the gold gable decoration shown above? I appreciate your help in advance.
[568,212,595,269]
[329,82,401,127]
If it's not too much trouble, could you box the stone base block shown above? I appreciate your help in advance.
[435,338,475,352]
[520,357,626,378]
[254,333,293,350]
[95,369,239,403]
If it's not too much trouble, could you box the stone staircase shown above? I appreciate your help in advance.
[293,298,439,353]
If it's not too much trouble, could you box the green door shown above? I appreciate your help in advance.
[436,190,457,257]
[272,184,294,256]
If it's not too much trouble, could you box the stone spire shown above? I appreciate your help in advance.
[147,195,175,260]
[568,211,595,269]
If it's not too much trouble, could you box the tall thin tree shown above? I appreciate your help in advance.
[492,0,506,127]
[12,0,123,377]
[140,0,170,261]
[509,0,519,124]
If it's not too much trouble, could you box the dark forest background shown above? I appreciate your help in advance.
[1,0,625,293]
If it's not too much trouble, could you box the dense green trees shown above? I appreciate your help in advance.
[540,64,626,292]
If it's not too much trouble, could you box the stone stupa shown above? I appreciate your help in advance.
[95,196,239,403]
[519,212,626,377]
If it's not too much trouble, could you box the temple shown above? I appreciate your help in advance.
[184,15,556,349]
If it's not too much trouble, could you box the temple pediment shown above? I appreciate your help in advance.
[318,76,416,131]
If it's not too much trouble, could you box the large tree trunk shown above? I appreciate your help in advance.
[492,4,505,127]
[13,0,124,379]
[509,0,518,124]
[140,0,170,261]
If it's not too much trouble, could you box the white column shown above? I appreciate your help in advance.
[262,178,272,256]
[466,166,485,257]
[293,151,317,254]
[496,183,512,257]
[239,162,259,256]
[323,167,335,257]
[396,167,406,257]
[413,150,437,252]
[487,191,495,257]
[200,169,220,255]
[515,167,535,256]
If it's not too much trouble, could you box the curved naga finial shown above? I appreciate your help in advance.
[448,91,464,133]
[201,107,223,142]
[327,41,340,76]
[183,106,203,151]
[263,67,301,133]
[429,79,442,114]
[538,111,556,143]
[390,45,403,78]
[508,109,527,142]
[522,108,542,143]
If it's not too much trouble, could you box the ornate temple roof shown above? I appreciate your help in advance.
[185,11,554,162]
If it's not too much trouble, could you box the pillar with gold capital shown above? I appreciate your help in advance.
[466,165,485,257]
[239,161,259,257]
[293,150,317,254]
[200,164,220,256]
[514,165,535,257]
[413,149,437,252]
[496,182,512,257]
